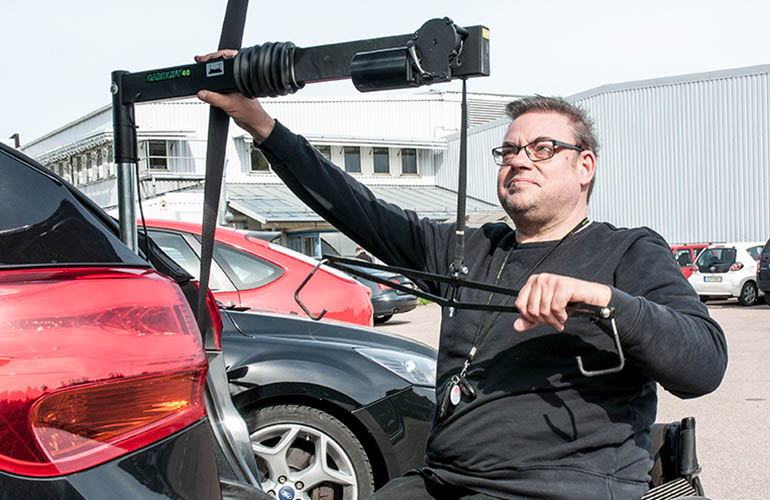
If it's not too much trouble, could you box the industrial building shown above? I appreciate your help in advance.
[435,63,770,244]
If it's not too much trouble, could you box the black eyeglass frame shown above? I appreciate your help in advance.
[492,139,584,165]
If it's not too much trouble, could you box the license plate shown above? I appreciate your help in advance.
[704,276,722,282]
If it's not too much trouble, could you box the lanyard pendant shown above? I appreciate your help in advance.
[449,378,462,406]
[439,374,477,419]
[458,375,476,400]
[439,375,462,418]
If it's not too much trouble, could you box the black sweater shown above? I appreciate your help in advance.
[260,121,728,499]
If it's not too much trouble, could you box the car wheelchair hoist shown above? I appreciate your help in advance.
[109,1,713,498]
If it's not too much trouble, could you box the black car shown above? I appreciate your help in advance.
[222,309,436,500]
[0,143,227,498]
[758,237,770,306]
[0,141,437,500]
[347,264,420,323]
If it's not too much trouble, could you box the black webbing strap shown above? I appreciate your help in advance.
[450,78,468,279]
[197,0,249,345]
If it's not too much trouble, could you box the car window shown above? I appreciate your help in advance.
[674,249,693,267]
[1,148,145,267]
[214,243,283,290]
[696,247,736,273]
[320,238,340,257]
[747,246,762,261]
[268,242,357,283]
[148,230,235,292]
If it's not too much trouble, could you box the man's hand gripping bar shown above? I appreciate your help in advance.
[295,256,625,377]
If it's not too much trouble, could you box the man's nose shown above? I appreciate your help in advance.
[509,147,531,168]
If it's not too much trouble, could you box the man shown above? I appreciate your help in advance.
[196,52,727,500]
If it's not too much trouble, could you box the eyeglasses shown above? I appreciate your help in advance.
[491,139,583,165]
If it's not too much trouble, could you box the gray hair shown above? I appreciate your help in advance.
[505,96,599,200]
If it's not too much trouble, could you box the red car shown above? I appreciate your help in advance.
[144,220,373,326]
[671,243,710,278]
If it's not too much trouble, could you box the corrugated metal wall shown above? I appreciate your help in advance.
[571,66,770,243]
[438,65,770,244]
[435,118,510,203]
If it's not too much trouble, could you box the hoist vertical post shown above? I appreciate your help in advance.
[111,70,139,253]
[451,78,469,276]
[448,78,469,317]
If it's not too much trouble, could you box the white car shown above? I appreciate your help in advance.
[689,242,765,306]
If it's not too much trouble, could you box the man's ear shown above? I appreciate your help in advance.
[577,150,596,190]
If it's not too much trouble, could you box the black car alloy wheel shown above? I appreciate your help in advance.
[245,404,374,500]
[739,281,758,306]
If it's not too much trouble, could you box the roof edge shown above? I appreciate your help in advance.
[23,104,111,150]
[568,63,770,102]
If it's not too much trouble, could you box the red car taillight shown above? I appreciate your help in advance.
[207,288,224,351]
[730,262,744,272]
[0,267,207,477]
[191,281,223,351]
[377,282,392,290]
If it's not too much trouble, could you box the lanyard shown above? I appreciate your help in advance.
[439,217,590,418]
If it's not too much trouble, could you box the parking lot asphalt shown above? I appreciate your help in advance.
[375,299,770,500]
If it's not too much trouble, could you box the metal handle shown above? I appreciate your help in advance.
[576,317,625,377]
[294,258,328,320]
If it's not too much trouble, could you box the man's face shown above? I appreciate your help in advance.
[497,111,594,224]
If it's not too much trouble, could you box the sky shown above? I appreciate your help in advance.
[3,0,770,145]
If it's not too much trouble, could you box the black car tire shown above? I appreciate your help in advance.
[738,281,758,306]
[374,314,394,324]
[766,293,770,307]
[244,404,374,500]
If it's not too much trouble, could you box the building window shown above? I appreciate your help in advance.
[106,145,114,177]
[316,145,331,161]
[86,153,96,182]
[344,146,361,173]
[401,148,417,174]
[96,147,108,179]
[303,236,317,257]
[287,234,323,258]
[373,147,389,174]
[250,144,270,172]
[142,140,168,170]
[75,156,85,185]
[61,162,73,184]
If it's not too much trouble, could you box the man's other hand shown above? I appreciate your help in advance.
[514,273,612,333]
[195,50,276,142]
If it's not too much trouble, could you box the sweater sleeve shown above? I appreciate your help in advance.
[259,120,454,294]
[608,229,727,398]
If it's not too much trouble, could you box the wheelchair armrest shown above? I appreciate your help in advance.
[645,417,704,499]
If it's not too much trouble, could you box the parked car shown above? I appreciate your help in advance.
[346,263,420,323]
[757,237,770,306]
[221,308,436,500]
[143,219,374,327]
[2,138,436,500]
[671,243,710,278]
[0,143,229,498]
[689,242,765,306]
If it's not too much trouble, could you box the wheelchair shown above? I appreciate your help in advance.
[641,417,708,500]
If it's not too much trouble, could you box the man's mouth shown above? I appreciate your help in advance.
[509,177,537,188]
